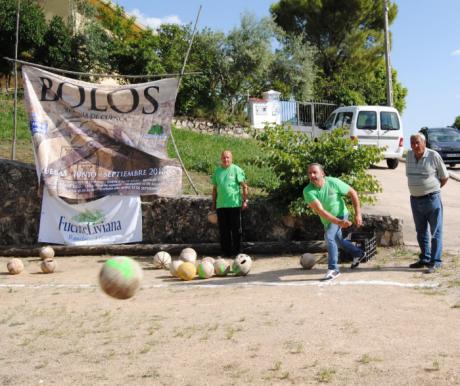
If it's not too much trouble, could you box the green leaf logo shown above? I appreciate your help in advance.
[148,125,164,135]
[72,210,105,224]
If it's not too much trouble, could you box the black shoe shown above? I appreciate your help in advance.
[409,260,430,269]
[350,256,361,269]
[350,251,366,269]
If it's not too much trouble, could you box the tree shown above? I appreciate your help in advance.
[269,32,316,101]
[271,0,407,111]
[221,14,275,113]
[109,29,164,76]
[36,16,73,70]
[156,24,190,74]
[271,0,397,76]
[0,0,47,76]
[95,3,165,77]
[176,27,227,117]
[314,59,407,112]
[69,1,113,73]
[453,116,460,129]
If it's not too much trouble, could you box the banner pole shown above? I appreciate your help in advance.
[11,0,20,160]
[169,5,203,195]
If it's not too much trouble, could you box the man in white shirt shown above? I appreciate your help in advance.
[406,133,449,273]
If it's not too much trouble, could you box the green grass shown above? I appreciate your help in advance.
[167,127,278,193]
[0,92,29,141]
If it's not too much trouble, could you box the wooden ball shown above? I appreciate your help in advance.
[39,246,55,260]
[179,248,197,264]
[7,258,24,275]
[153,251,172,269]
[41,259,56,274]
[176,262,196,281]
[99,256,143,299]
[300,253,316,270]
[169,260,183,278]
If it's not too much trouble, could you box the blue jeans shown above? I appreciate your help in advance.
[410,192,443,265]
[324,216,364,271]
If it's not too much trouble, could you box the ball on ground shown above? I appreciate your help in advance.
[202,256,216,265]
[197,260,214,279]
[232,254,252,276]
[300,253,316,270]
[214,258,230,276]
[180,248,197,264]
[176,261,196,281]
[153,251,171,269]
[99,256,143,299]
[41,259,57,273]
[169,260,183,278]
[7,258,24,275]
[39,246,55,260]
[207,211,218,224]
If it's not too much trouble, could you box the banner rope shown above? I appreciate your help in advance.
[2,57,201,79]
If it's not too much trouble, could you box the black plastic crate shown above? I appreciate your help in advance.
[339,231,377,263]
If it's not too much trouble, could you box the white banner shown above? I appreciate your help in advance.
[38,189,142,245]
[22,65,182,199]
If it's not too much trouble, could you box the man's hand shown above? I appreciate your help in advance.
[338,219,352,228]
[354,213,363,227]
[348,188,362,228]
[242,200,248,211]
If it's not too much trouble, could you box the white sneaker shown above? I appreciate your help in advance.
[322,270,341,281]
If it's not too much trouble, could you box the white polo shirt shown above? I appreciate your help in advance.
[406,148,449,197]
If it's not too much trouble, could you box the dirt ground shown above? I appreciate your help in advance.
[0,248,459,386]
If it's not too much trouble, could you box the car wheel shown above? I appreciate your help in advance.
[386,159,399,169]
[448,164,456,169]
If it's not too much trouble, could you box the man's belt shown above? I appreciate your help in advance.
[411,191,440,199]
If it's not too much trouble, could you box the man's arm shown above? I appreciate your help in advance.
[309,200,352,228]
[347,187,363,227]
[435,152,449,187]
[241,182,248,210]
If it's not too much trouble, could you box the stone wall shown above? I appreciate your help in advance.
[172,117,250,138]
[0,159,403,247]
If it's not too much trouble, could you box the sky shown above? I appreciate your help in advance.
[115,0,460,145]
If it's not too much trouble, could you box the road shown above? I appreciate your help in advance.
[364,161,460,254]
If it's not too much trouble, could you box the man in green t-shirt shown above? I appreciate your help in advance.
[303,163,364,281]
[211,150,248,257]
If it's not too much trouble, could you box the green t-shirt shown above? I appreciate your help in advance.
[211,164,246,208]
[303,176,350,228]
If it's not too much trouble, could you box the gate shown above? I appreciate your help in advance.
[280,100,336,128]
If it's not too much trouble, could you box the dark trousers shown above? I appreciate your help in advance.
[216,207,242,257]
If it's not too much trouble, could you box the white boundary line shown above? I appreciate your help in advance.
[0,280,440,289]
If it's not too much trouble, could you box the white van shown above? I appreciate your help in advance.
[321,105,404,169]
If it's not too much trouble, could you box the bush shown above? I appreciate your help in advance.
[252,125,384,215]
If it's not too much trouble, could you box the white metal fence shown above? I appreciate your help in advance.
[280,100,336,128]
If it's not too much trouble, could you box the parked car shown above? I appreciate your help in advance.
[419,127,460,167]
[321,106,404,169]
